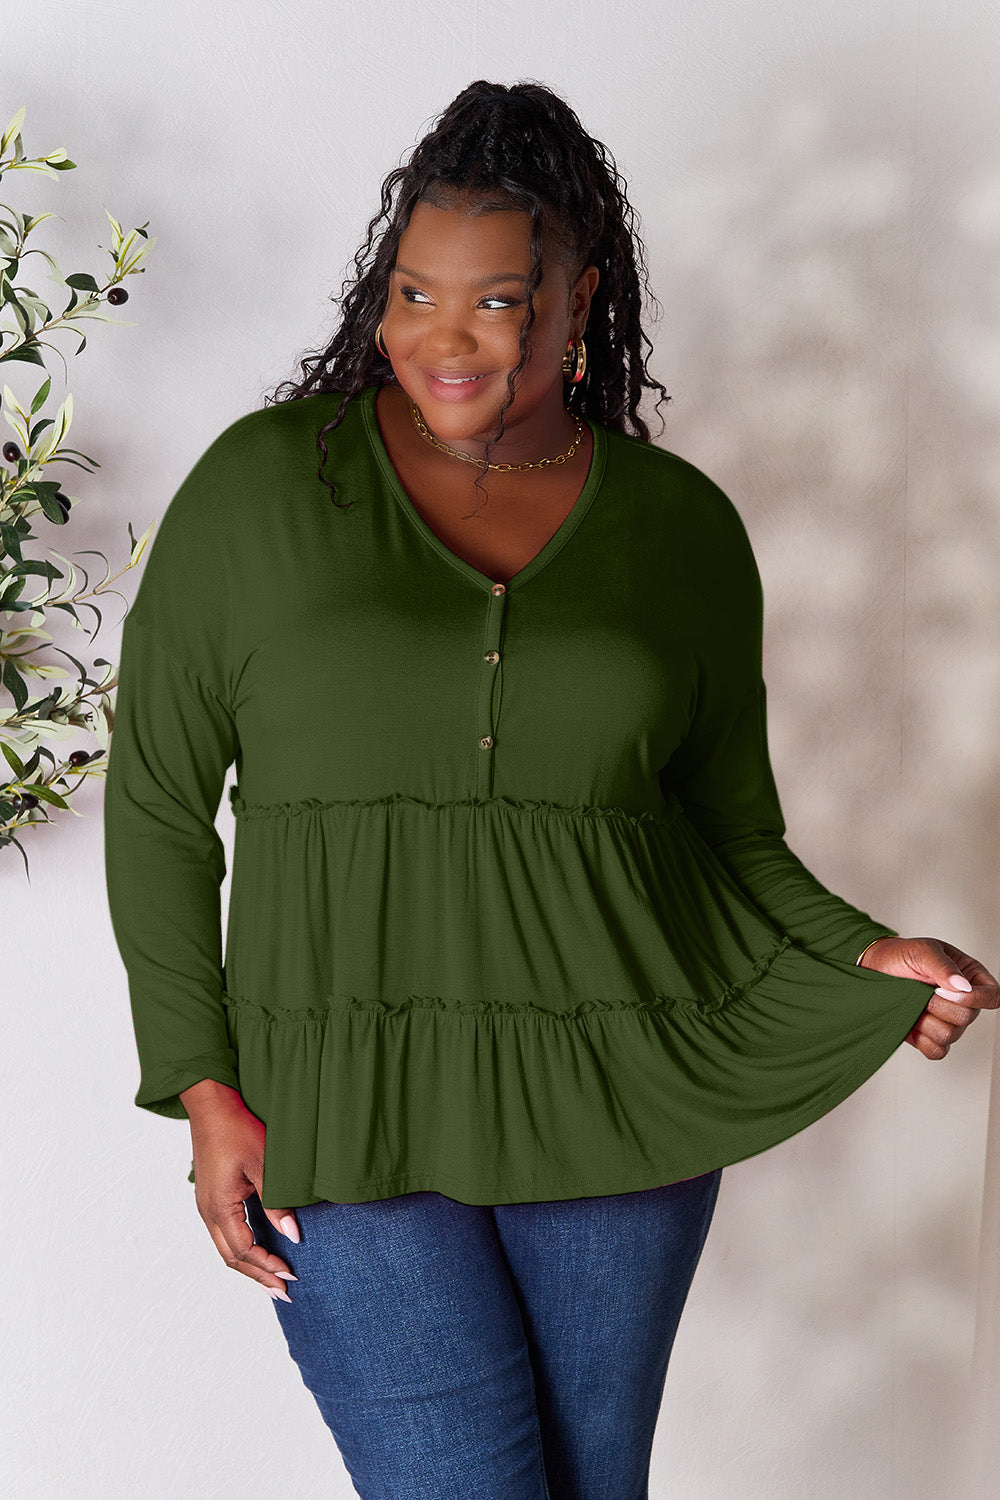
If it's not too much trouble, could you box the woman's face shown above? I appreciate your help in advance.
[380,193,599,458]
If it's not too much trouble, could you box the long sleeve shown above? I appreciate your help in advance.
[103,420,250,1119]
[659,483,898,968]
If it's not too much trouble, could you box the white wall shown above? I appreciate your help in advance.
[5,1,999,1495]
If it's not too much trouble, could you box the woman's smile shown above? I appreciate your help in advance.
[422,369,494,402]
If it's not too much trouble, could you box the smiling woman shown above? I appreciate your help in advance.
[103,75,993,1500]
[369,193,603,581]
[378,194,597,464]
[272,79,672,509]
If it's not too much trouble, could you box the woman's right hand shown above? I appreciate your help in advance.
[179,1079,301,1301]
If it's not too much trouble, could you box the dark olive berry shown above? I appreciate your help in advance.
[68,750,90,766]
[20,792,39,809]
[3,441,21,463]
[107,287,128,305]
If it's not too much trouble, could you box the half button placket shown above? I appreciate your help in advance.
[475,581,507,796]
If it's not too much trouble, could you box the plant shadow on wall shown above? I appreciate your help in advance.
[646,32,999,1500]
[0,104,156,877]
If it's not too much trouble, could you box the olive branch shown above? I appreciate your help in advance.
[1,103,157,876]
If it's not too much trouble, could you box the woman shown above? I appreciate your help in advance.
[104,79,997,1499]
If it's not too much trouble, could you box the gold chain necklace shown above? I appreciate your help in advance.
[409,400,584,473]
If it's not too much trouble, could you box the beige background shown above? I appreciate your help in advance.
[4,0,999,1495]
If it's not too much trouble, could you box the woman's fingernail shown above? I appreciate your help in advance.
[279,1215,300,1243]
[949,974,972,991]
[267,1285,292,1303]
[275,1272,298,1281]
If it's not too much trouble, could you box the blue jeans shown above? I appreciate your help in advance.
[243,1169,723,1500]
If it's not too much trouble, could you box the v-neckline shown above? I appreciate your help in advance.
[360,382,607,593]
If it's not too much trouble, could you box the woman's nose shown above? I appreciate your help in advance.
[423,317,477,357]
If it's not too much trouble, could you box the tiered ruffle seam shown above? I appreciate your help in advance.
[221,934,792,1023]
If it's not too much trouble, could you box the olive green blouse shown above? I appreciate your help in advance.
[103,384,933,1208]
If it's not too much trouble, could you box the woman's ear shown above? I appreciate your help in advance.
[572,264,600,325]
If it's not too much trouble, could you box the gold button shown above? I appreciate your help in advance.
[484,650,500,664]
[479,735,494,749]
[490,582,506,596]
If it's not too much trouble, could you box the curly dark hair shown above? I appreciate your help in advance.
[264,78,671,510]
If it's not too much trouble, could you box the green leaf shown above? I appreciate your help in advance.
[0,569,26,603]
[1,741,25,776]
[1,106,26,154]
[38,491,69,524]
[36,453,94,472]
[35,248,65,284]
[64,305,117,325]
[25,782,69,808]
[51,446,100,469]
[53,646,89,679]
[8,558,57,578]
[2,659,27,710]
[29,375,51,414]
[22,212,57,236]
[64,272,100,293]
[1,521,24,558]
[0,346,46,367]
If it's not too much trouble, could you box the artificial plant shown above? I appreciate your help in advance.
[1,103,157,875]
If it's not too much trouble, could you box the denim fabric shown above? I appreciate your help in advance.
[244,1168,723,1499]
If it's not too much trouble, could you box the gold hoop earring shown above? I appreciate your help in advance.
[562,335,587,385]
[375,320,389,360]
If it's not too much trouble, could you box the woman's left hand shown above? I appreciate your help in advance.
[858,937,1000,1060]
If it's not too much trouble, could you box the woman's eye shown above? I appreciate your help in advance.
[399,287,519,310]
